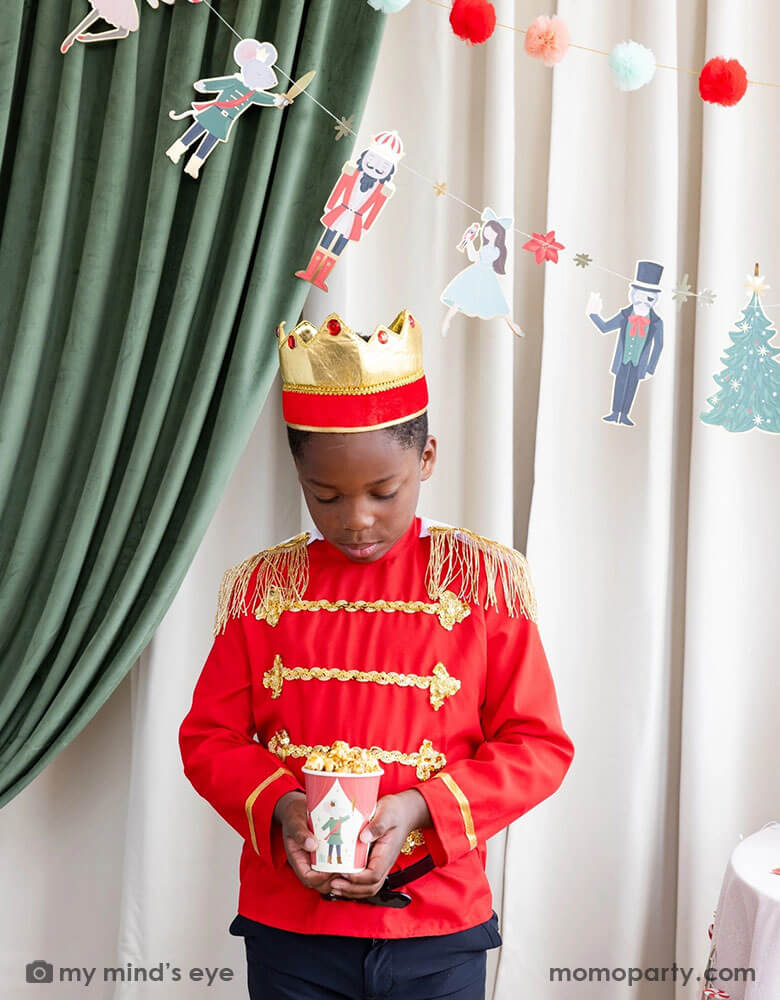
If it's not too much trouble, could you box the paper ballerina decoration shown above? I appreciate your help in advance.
[295,130,404,292]
[166,39,315,180]
[61,0,173,54]
[586,260,665,427]
[440,207,523,338]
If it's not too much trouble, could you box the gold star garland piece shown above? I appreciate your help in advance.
[745,271,770,296]
[333,115,354,141]
[698,288,717,306]
[263,655,461,711]
[574,252,592,268]
[433,180,447,197]
[267,730,447,781]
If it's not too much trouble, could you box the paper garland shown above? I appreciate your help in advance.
[440,207,523,338]
[295,130,404,292]
[586,260,665,427]
[61,0,177,53]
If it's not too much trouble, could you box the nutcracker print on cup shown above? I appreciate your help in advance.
[302,741,384,874]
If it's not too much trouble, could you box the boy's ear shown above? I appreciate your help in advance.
[420,435,437,481]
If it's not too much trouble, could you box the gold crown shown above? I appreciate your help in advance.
[277,309,423,394]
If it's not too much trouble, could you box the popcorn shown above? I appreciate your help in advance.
[304,740,381,774]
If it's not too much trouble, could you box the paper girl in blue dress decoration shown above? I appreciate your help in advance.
[440,207,523,338]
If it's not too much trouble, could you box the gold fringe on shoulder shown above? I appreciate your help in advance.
[213,532,310,636]
[425,526,538,622]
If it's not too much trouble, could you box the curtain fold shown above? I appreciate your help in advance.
[0,0,386,806]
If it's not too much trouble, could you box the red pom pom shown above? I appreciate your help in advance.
[698,57,748,106]
[449,0,496,44]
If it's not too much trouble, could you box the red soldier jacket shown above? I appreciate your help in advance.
[320,164,392,241]
[178,515,575,939]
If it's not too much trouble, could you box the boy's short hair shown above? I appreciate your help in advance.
[286,410,429,463]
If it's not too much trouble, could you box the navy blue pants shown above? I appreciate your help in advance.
[611,361,641,416]
[229,911,502,1000]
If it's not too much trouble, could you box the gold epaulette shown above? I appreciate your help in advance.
[425,525,538,622]
[213,532,310,636]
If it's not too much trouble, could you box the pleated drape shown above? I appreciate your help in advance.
[0,0,385,806]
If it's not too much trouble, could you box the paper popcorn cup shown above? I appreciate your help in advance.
[301,766,384,874]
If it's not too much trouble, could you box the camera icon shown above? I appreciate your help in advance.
[26,960,54,983]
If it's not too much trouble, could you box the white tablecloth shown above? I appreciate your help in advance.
[701,823,780,1000]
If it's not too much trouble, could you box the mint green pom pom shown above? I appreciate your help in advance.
[367,0,411,11]
[609,40,656,91]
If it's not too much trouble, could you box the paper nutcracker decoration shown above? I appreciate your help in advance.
[302,768,383,874]
[440,207,523,338]
[61,0,173,54]
[166,39,315,180]
[295,130,404,292]
[586,260,665,427]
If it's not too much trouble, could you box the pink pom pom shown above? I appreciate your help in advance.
[524,15,570,67]
[698,57,748,106]
[449,0,496,45]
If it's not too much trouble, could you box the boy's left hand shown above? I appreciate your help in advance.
[328,789,430,901]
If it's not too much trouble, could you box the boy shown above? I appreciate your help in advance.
[178,308,575,999]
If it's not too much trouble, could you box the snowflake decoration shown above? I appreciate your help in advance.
[522,230,565,264]
[758,345,769,356]
[433,180,447,197]
[333,115,355,141]
[574,252,592,269]
[732,378,741,390]
[745,271,770,296]
[698,288,717,306]
[672,274,693,309]
[753,414,764,426]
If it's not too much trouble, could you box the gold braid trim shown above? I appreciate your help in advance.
[425,526,538,622]
[213,532,310,637]
[267,729,447,781]
[401,828,426,855]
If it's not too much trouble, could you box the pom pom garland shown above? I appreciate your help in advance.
[524,15,570,66]
[449,0,497,45]
[609,40,657,91]
[699,57,748,106]
[366,0,411,11]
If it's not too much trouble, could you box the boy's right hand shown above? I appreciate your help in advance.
[273,790,336,896]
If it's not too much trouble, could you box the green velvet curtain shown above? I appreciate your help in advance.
[0,0,385,807]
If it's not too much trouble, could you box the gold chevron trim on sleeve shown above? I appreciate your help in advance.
[425,525,538,621]
[263,655,460,710]
[434,772,478,850]
[213,533,310,636]
[267,729,447,781]
[244,767,292,856]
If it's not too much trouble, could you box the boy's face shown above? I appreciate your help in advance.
[293,428,437,563]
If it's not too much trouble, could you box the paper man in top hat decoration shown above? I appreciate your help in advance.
[586,260,665,427]
[295,130,404,292]
[440,207,523,338]
[166,39,315,180]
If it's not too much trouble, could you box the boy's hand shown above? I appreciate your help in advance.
[274,790,335,896]
[328,790,431,901]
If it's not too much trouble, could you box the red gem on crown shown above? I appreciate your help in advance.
[287,335,296,349]
[377,330,388,343]
[409,315,415,327]
[327,319,341,336]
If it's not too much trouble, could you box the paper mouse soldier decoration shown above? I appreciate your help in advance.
[166,38,315,180]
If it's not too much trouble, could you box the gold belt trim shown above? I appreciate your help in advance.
[267,728,447,781]
[282,369,425,396]
[263,655,461,711]
[256,589,470,630]
[435,772,477,849]
[245,767,291,856]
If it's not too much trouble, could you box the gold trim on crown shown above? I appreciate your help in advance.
[278,309,423,392]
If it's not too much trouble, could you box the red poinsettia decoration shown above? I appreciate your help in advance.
[523,230,565,264]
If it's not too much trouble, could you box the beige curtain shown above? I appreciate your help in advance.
[2,2,778,998]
